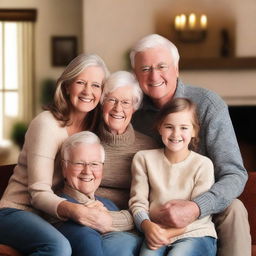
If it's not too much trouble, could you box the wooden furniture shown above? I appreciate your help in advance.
[0,164,255,255]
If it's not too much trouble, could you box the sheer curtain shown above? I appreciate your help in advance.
[0,21,35,142]
[17,21,35,123]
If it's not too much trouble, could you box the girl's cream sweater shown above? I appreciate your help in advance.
[129,149,217,243]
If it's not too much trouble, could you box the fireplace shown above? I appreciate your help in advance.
[229,106,256,172]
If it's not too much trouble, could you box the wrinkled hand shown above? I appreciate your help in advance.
[141,220,170,250]
[150,199,200,228]
[85,200,108,211]
[58,201,114,233]
[75,204,114,233]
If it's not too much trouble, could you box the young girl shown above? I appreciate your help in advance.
[129,98,217,256]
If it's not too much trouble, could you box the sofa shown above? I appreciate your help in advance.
[0,164,255,256]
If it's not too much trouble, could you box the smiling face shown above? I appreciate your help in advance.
[158,110,195,160]
[134,47,179,108]
[102,86,135,134]
[62,143,103,197]
[68,66,105,116]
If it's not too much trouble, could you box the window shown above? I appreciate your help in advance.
[0,9,36,143]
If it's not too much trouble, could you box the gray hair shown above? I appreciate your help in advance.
[61,131,105,162]
[129,34,180,69]
[100,71,143,110]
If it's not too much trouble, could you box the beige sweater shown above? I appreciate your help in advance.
[96,123,157,210]
[129,149,217,243]
[0,111,68,218]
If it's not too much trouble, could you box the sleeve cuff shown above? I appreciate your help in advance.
[193,193,215,218]
[134,211,150,232]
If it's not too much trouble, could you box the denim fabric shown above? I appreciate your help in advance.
[103,231,143,256]
[57,194,142,256]
[57,221,104,256]
[0,208,71,256]
[57,221,143,256]
[139,237,217,256]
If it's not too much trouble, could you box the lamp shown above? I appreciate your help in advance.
[174,13,207,43]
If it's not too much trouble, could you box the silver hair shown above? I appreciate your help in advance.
[61,131,105,162]
[100,70,143,110]
[129,34,180,69]
[54,54,110,106]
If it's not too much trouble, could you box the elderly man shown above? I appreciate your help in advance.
[131,34,251,256]
[55,131,140,256]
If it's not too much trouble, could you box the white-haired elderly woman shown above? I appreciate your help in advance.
[92,70,159,255]
[55,131,140,256]
[96,70,157,210]
[0,54,112,256]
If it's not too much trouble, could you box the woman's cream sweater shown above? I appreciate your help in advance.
[0,111,68,218]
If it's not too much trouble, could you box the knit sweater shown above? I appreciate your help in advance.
[0,111,68,218]
[56,183,134,231]
[132,79,248,218]
[96,123,157,210]
[129,149,217,243]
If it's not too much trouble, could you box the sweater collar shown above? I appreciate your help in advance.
[62,182,95,205]
[99,122,135,145]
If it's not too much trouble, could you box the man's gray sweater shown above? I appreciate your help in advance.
[132,79,248,218]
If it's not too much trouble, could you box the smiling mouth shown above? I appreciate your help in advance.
[110,113,124,119]
[149,82,164,87]
[79,177,94,182]
[79,96,93,103]
[169,139,183,143]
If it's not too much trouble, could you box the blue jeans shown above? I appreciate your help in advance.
[0,208,72,256]
[57,219,143,256]
[103,231,143,256]
[139,236,217,256]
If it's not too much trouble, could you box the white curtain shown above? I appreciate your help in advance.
[17,21,35,123]
[0,21,35,142]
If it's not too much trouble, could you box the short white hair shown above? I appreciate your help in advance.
[130,34,180,69]
[61,131,105,162]
[100,71,143,110]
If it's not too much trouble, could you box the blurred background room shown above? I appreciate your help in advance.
[0,0,256,171]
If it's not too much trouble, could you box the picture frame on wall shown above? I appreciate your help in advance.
[51,36,77,66]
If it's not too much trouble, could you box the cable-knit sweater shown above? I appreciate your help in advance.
[56,183,134,231]
[96,123,157,210]
[132,79,248,218]
[129,149,217,243]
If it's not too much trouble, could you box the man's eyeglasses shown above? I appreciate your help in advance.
[139,63,169,74]
[104,97,133,109]
[63,160,104,172]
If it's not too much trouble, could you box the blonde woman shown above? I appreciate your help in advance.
[0,54,111,256]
